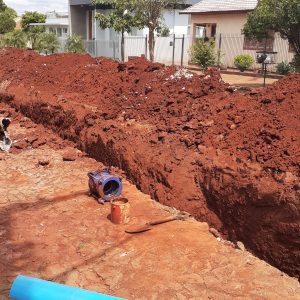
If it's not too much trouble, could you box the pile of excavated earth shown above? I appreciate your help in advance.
[0,48,299,281]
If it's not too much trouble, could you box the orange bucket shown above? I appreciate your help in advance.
[110,197,130,225]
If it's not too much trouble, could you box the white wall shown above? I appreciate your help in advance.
[85,9,118,41]
[129,9,190,37]
[71,6,190,40]
[70,5,87,38]
[163,9,190,35]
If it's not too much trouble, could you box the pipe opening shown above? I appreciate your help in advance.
[1,118,11,131]
[103,180,120,196]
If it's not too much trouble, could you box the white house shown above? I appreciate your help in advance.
[68,0,199,41]
[30,11,69,38]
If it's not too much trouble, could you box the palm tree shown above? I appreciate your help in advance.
[1,30,27,48]
[35,32,60,54]
[65,35,86,54]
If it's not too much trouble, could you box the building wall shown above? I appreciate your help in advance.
[70,5,87,38]
[191,12,248,36]
[163,9,191,35]
[70,6,192,40]
[95,9,118,41]
[134,9,191,36]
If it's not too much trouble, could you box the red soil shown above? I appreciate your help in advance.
[0,48,299,278]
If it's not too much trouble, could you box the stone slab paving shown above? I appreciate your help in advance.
[0,113,299,300]
[221,73,278,88]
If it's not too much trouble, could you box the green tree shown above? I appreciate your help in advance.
[92,0,143,61]
[21,11,46,32]
[0,10,15,34]
[0,2,17,34]
[0,0,7,12]
[28,26,45,49]
[21,11,46,49]
[1,30,27,48]
[243,0,300,70]
[134,0,184,61]
[35,32,60,54]
[65,35,86,53]
[190,39,217,70]
[4,7,17,18]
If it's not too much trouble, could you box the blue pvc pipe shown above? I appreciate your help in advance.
[88,170,123,202]
[10,275,123,300]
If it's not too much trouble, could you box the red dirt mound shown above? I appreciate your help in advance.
[0,48,299,279]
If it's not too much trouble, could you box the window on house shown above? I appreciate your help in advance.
[63,28,68,35]
[49,27,55,34]
[195,25,206,39]
[57,28,62,37]
[243,33,275,51]
[194,23,216,40]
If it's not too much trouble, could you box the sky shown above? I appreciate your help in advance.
[5,0,69,15]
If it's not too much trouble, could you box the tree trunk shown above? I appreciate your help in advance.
[148,28,155,62]
[121,30,125,62]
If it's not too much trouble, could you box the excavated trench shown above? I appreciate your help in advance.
[0,48,299,279]
[1,95,299,280]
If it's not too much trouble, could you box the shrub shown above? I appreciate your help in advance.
[157,24,170,37]
[234,54,255,72]
[276,61,293,75]
[35,32,60,54]
[1,30,27,48]
[65,35,86,54]
[28,26,46,50]
[291,54,300,73]
[190,38,217,70]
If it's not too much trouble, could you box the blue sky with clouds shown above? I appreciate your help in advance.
[5,0,68,15]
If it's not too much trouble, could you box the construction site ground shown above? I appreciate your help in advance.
[1,102,300,300]
[0,48,300,299]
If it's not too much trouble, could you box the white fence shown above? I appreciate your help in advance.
[58,38,120,59]
[58,35,192,66]
[58,33,294,71]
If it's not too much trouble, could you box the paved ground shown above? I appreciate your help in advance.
[0,106,300,299]
[221,73,278,88]
[191,69,278,88]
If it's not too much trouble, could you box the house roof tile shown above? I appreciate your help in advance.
[181,0,258,14]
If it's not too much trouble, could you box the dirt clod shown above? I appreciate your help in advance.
[63,148,79,161]
[236,241,246,251]
[38,159,50,166]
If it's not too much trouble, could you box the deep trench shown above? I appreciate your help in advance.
[1,94,300,280]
